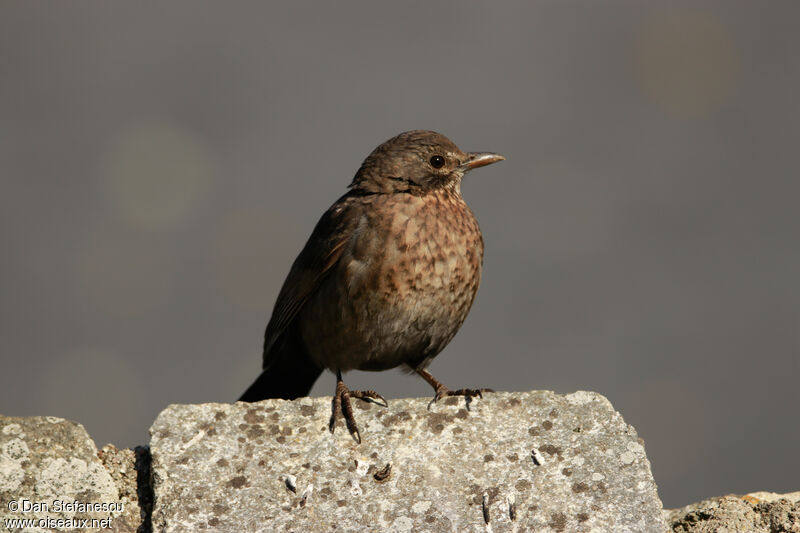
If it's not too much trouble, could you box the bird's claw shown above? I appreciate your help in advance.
[427,387,494,410]
[329,381,387,444]
[350,389,388,407]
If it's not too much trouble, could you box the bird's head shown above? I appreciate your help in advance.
[349,130,504,194]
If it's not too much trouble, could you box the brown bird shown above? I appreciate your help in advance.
[240,130,504,442]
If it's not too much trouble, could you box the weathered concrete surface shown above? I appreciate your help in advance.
[150,390,666,532]
[665,492,800,532]
[0,415,140,532]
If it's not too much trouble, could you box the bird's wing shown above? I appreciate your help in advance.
[262,195,357,367]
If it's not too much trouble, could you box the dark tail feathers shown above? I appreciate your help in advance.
[239,333,323,402]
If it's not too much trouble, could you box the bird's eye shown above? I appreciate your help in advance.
[430,155,445,169]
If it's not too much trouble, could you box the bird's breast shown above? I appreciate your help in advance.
[377,191,483,299]
[303,190,484,372]
[355,192,482,362]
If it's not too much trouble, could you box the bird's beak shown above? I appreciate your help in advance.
[460,152,505,171]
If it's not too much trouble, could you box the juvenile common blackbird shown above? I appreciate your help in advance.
[240,130,504,442]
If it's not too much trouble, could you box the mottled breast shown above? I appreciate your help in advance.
[302,189,484,372]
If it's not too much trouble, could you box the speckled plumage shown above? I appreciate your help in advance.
[240,130,504,442]
[300,187,483,373]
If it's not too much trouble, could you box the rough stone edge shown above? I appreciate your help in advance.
[96,443,148,532]
[149,391,666,532]
[664,492,800,532]
[85,443,153,532]
[77,442,153,532]
[0,415,152,532]
[6,404,798,533]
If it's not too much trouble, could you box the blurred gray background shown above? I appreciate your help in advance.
[1,1,798,508]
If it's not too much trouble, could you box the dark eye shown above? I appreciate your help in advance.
[430,155,445,169]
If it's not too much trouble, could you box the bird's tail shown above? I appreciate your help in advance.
[239,331,323,402]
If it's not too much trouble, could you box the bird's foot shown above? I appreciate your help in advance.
[329,372,387,444]
[427,385,494,410]
[349,389,389,407]
[415,367,493,411]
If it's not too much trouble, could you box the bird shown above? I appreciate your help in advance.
[239,130,504,442]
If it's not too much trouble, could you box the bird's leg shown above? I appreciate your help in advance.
[415,368,494,410]
[329,370,388,444]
